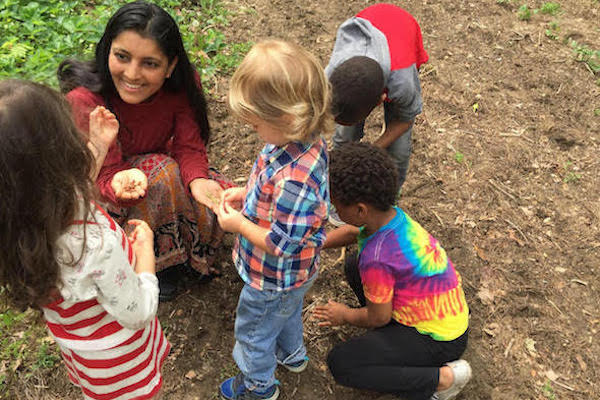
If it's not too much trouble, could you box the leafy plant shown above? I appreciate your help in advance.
[0,0,251,91]
[32,342,60,370]
[542,380,556,399]
[540,2,561,15]
[518,4,532,20]
[562,161,582,183]
[568,39,600,73]
[454,151,465,163]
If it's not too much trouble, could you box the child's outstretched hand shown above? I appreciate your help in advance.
[127,219,155,274]
[215,196,245,233]
[313,300,349,327]
[89,106,118,153]
[221,187,245,211]
[112,168,148,200]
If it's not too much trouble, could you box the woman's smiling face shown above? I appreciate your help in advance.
[108,30,177,104]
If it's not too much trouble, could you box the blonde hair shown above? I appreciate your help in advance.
[229,40,332,142]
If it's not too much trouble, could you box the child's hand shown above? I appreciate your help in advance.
[127,219,154,250]
[215,197,245,233]
[222,187,245,211]
[127,219,155,274]
[89,106,118,153]
[190,178,224,212]
[112,168,148,200]
[313,300,349,327]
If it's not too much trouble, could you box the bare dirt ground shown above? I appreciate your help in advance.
[10,0,599,399]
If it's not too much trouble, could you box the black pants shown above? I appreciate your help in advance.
[326,253,468,400]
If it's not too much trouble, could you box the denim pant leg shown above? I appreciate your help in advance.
[332,121,365,149]
[233,280,314,391]
[275,278,315,365]
[384,103,413,188]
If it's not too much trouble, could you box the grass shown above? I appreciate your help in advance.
[0,0,251,91]
[0,306,59,399]
[517,4,532,20]
[539,2,561,15]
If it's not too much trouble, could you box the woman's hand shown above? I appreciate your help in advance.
[88,106,118,153]
[127,219,155,275]
[313,300,349,327]
[221,187,245,211]
[190,178,224,212]
[215,197,245,233]
[111,168,148,200]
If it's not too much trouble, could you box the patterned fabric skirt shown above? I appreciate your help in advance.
[107,154,233,275]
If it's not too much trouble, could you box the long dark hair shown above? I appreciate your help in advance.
[57,0,211,143]
[0,80,96,310]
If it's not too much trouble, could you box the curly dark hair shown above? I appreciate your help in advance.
[0,80,96,310]
[329,142,399,211]
[329,56,384,125]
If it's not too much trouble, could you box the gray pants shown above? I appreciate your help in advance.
[331,105,412,188]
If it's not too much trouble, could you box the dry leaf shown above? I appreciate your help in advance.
[483,322,500,337]
[185,370,197,379]
[477,288,495,305]
[473,244,489,261]
[575,354,587,371]
[524,338,537,357]
[545,369,559,381]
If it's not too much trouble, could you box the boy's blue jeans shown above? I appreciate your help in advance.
[233,274,316,392]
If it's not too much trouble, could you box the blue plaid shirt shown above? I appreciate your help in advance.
[233,138,329,290]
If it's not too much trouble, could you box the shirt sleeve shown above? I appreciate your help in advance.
[265,179,328,257]
[92,226,159,331]
[384,68,423,122]
[65,88,132,205]
[170,92,210,190]
[360,261,395,304]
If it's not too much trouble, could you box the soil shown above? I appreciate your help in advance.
[11,0,599,399]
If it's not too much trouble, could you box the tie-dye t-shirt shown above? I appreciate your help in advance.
[357,207,469,341]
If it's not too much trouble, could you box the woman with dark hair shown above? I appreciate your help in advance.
[59,0,231,301]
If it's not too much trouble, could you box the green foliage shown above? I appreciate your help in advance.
[545,21,560,40]
[540,2,561,15]
[594,108,600,116]
[542,380,556,399]
[454,151,465,163]
[562,161,582,183]
[0,0,251,90]
[518,4,532,20]
[32,342,60,370]
[568,39,600,73]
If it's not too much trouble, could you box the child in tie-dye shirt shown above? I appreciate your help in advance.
[314,143,471,400]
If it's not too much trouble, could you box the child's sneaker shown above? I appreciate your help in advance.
[278,356,309,373]
[219,374,280,400]
[430,359,472,400]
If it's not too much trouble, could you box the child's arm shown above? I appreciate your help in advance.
[323,224,360,249]
[87,106,118,180]
[373,119,413,149]
[127,219,156,275]
[313,299,392,329]
[93,220,158,330]
[216,199,274,254]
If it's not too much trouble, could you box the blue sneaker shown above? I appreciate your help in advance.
[278,356,309,373]
[219,374,280,400]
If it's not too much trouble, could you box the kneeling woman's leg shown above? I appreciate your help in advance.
[108,154,231,275]
[327,322,467,400]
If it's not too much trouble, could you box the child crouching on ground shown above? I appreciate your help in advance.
[0,80,169,400]
[313,143,471,400]
[215,40,331,400]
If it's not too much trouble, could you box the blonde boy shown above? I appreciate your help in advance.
[216,40,331,400]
